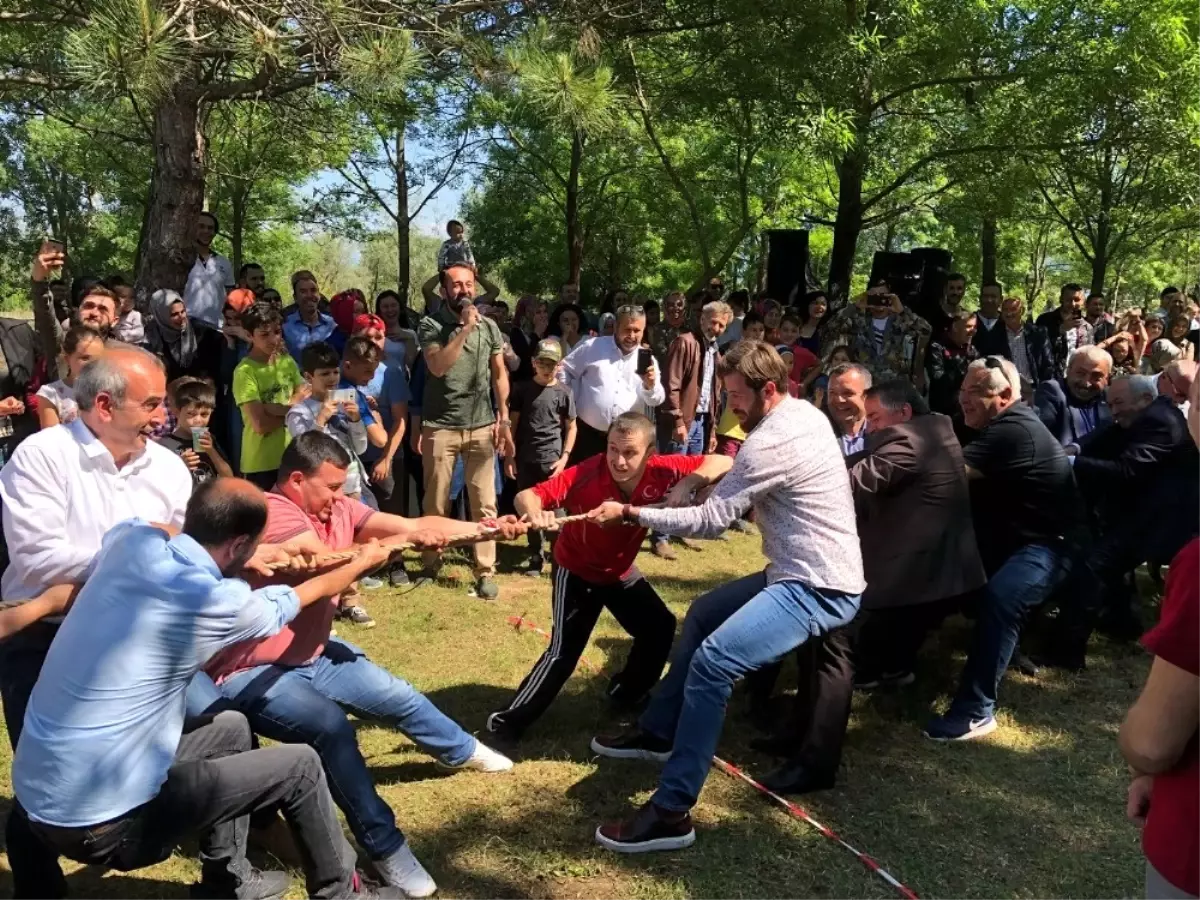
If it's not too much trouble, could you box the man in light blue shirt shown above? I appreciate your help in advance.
[283,272,340,362]
[11,479,400,900]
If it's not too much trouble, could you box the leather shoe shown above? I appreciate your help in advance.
[758,762,836,796]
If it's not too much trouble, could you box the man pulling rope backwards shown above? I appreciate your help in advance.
[485,412,733,745]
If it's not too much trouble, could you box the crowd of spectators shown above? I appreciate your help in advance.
[0,211,1196,897]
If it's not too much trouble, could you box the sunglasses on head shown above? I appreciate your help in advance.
[616,304,645,316]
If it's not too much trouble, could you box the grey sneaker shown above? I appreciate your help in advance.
[371,842,437,897]
[359,575,385,590]
[339,605,376,628]
[388,564,410,588]
[471,576,500,601]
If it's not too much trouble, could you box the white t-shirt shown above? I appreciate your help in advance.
[35,380,78,424]
[183,252,235,328]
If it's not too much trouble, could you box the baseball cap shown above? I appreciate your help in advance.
[535,338,563,362]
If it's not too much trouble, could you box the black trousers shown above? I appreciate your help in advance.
[0,622,68,899]
[517,459,557,563]
[1054,511,1196,660]
[488,565,676,736]
[854,596,964,680]
[787,629,855,777]
[22,712,358,900]
[568,420,608,467]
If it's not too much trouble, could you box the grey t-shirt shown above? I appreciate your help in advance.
[510,380,576,465]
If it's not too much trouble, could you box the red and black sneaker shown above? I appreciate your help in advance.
[595,801,696,853]
[589,728,672,762]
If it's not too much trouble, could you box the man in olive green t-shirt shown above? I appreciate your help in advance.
[416,263,514,599]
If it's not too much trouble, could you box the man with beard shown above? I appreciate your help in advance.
[183,211,236,330]
[586,341,864,853]
[416,263,514,600]
[1034,345,1114,446]
[282,271,339,362]
[649,291,688,360]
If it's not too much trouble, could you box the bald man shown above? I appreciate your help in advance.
[1157,359,1197,411]
[10,479,400,899]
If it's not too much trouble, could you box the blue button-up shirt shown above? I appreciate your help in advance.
[13,520,301,827]
[283,310,340,363]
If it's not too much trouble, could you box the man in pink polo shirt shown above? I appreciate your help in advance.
[198,431,526,898]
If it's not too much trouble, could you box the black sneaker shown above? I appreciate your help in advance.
[595,801,695,853]
[854,670,915,690]
[590,728,672,762]
[343,870,407,899]
[191,868,290,900]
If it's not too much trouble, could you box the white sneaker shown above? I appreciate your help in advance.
[437,740,514,773]
[373,841,437,898]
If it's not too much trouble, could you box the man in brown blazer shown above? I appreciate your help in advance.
[758,378,985,796]
[650,300,731,559]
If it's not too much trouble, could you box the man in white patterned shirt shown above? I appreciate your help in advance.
[558,305,664,464]
[585,341,865,854]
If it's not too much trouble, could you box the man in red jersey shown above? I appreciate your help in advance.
[1118,371,1199,900]
[485,412,732,743]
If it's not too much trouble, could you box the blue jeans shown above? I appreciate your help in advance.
[653,417,707,544]
[640,572,860,812]
[948,543,1070,721]
[191,639,475,860]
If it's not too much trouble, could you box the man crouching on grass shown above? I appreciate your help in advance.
[485,412,732,745]
[585,341,865,853]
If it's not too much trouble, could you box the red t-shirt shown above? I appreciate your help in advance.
[532,453,704,584]
[1141,537,1199,896]
[206,491,375,682]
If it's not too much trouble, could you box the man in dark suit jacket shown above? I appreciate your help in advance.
[1033,345,1114,446]
[1046,375,1200,667]
[759,380,985,796]
[971,281,1007,357]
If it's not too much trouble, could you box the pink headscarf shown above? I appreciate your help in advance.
[330,289,364,335]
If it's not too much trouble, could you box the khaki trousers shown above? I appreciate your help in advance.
[421,425,497,575]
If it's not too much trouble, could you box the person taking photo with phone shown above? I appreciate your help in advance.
[557,304,664,467]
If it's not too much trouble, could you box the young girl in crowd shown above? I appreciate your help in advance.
[760,298,783,343]
[796,291,828,356]
[549,302,587,353]
[375,289,418,370]
[36,324,105,429]
[809,345,852,411]
[1168,314,1195,361]
[509,296,550,381]
[110,278,144,344]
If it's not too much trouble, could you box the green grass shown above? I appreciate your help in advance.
[0,534,1151,898]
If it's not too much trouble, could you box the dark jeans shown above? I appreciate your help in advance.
[1054,513,1195,661]
[488,565,675,736]
[0,622,68,899]
[653,416,708,544]
[191,638,474,861]
[641,572,860,811]
[949,543,1070,721]
[517,459,557,565]
[23,712,357,900]
[854,595,965,679]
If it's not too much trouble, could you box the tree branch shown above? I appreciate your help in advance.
[870,71,1023,113]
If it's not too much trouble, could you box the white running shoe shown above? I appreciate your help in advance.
[373,842,437,898]
[437,740,514,773]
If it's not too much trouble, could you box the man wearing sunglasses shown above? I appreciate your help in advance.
[923,356,1084,742]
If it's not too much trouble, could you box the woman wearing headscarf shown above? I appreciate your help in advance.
[144,288,223,384]
[328,289,364,356]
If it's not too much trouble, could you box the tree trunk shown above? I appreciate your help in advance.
[136,96,206,296]
[981,216,997,285]
[756,232,768,293]
[1090,232,1109,296]
[827,147,865,304]
[565,129,584,287]
[394,129,411,307]
[132,182,155,298]
[230,188,246,274]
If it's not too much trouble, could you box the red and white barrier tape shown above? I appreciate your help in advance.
[504,613,920,900]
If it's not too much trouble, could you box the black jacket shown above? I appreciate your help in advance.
[1075,396,1199,528]
[0,317,41,456]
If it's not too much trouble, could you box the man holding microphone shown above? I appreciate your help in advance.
[415,263,513,600]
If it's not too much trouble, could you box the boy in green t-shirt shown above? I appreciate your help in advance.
[232,302,309,488]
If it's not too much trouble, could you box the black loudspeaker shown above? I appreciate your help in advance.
[910,247,953,322]
[766,230,809,303]
[869,251,924,305]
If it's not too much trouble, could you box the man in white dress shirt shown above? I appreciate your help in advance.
[183,211,236,329]
[558,304,664,465]
[0,345,194,897]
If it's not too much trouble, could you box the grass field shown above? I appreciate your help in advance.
[0,533,1153,898]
